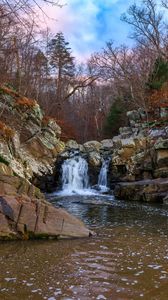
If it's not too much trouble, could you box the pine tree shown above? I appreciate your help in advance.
[48,32,75,114]
[147,57,168,90]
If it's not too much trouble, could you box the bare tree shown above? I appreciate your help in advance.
[121,0,166,57]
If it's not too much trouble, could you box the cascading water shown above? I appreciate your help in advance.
[61,156,89,195]
[98,158,110,192]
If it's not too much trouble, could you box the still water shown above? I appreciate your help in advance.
[0,195,168,300]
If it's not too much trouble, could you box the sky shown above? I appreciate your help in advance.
[40,0,135,61]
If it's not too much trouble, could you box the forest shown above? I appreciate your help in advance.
[0,0,168,142]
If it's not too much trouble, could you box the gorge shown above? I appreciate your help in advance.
[0,85,168,299]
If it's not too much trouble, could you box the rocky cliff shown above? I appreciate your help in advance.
[0,86,91,240]
[57,108,168,203]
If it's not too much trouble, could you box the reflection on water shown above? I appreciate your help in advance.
[0,195,168,300]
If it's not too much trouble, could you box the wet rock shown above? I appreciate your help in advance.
[88,151,101,167]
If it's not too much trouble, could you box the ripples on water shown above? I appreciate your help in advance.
[0,195,168,300]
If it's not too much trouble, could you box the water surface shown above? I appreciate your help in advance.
[0,195,168,300]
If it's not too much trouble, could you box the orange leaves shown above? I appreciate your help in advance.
[15,97,36,108]
[148,83,168,110]
[42,115,54,126]
[0,85,36,108]
[56,119,78,142]
[0,121,14,139]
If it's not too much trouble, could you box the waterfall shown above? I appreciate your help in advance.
[98,159,110,191]
[61,156,89,194]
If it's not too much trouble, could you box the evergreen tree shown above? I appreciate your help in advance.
[104,98,126,137]
[147,57,168,90]
[48,32,75,114]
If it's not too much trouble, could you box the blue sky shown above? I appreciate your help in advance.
[42,0,135,61]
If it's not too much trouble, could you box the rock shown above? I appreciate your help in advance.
[160,107,168,119]
[112,136,122,148]
[66,140,79,150]
[154,138,168,149]
[0,195,91,240]
[127,110,141,122]
[101,139,113,150]
[84,141,102,152]
[0,175,92,240]
[154,167,168,178]
[121,138,135,148]
[119,127,133,138]
[45,119,61,137]
[156,150,168,168]
[149,129,166,138]
[88,151,101,167]
[163,194,168,204]
[0,87,64,181]
[114,178,168,202]
[0,163,13,176]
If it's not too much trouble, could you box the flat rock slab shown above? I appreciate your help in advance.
[0,195,91,240]
[114,178,168,202]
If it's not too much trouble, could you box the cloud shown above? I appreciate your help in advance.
[38,0,134,61]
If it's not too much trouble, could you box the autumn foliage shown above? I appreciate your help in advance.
[0,121,14,139]
[0,85,37,108]
[148,84,168,110]
[56,119,78,142]
[15,97,36,108]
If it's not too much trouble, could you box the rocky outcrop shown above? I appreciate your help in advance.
[0,86,91,240]
[114,178,168,202]
[0,174,91,240]
[0,86,65,180]
[110,110,168,202]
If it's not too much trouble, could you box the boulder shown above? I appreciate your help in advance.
[119,127,133,138]
[160,107,168,119]
[88,151,101,167]
[0,195,91,240]
[127,110,141,122]
[112,136,122,149]
[66,139,79,150]
[84,141,102,152]
[154,167,168,178]
[154,138,168,150]
[0,175,92,240]
[100,139,113,150]
[121,138,135,148]
[156,150,168,168]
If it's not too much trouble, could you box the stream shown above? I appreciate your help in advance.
[0,156,168,300]
[0,195,168,300]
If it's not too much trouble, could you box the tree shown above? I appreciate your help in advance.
[147,57,168,90]
[121,0,165,57]
[48,32,75,115]
[104,97,126,137]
